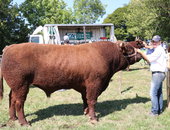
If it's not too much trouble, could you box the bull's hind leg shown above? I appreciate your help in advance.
[13,86,29,125]
[81,93,89,115]
[9,90,18,121]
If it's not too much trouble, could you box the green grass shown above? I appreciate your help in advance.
[1,61,170,130]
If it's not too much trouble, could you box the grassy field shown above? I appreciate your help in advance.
[0,61,170,130]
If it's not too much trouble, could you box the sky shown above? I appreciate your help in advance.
[13,0,130,23]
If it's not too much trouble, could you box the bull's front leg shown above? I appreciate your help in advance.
[86,86,100,124]
[87,99,98,124]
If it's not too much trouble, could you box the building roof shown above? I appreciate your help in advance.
[44,23,113,27]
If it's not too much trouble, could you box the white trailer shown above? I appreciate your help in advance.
[29,23,116,45]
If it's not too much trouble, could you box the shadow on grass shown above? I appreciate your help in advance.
[28,96,150,124]
[96,96,150,118]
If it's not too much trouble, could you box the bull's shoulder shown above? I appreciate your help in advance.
[2,44,17,53]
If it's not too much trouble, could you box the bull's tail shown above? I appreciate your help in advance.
[0,65,3,101]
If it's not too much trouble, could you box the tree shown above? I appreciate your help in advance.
[126,0,170,40]
[20,0,74,29]
[73,0,106,24]
[145,0,170,40]
[103,6,134,41]
[0,0,29,54]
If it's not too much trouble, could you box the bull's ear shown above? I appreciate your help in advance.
[135,37,140,41]
[120,42,126,53]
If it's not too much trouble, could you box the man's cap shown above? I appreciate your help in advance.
[152,35,161,42]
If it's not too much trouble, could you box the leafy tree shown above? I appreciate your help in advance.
[145,0,170,41]
[20,0,74,29]
[126,0,170,40]
[73,0,106,24]
[103,6,134,41]
[0,0,29,54]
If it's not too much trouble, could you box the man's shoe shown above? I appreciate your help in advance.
[149,112,158,117]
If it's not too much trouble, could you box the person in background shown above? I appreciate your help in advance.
[63,33,69,44]
[137,35,167,116]
[161,41,168,53]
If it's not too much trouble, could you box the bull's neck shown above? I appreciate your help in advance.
[113,48,129,73]
[118,55,129,71]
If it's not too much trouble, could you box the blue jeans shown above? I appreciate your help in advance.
[150,72,166,114]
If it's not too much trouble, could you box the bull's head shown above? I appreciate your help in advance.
[120,43,142,65]
[136,40,145,49]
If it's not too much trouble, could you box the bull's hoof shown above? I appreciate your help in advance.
[90,117,98,124]
[90,119,98,124]
[21,122,31,127]
[2,119,16,128]
[0,123,7,128]
[21,123,31,127]
[9,116,18,121]
[20,120,31,126]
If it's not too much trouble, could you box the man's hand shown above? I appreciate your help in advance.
[143,41,147,47]
[136,48,142,54]
[136,49,150,64]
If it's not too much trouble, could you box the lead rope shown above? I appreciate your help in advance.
[117,44,138,94]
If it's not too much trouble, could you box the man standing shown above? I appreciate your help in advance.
[63,33,69,44]
[137,35,167,116]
